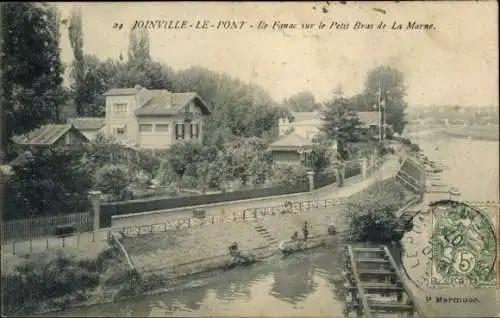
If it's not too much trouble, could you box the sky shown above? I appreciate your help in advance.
[53,1,498,107]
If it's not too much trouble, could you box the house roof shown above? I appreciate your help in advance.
[358,111,381,126]
[8,151,33,167]
[293,118,322,126]
[269,133,314,151]
[135,90,211,116]
[290,112,321,123]
[103,87,141,96]
[71,117,105,131]
[12,124,88,146]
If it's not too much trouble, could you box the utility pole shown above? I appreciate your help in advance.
[382,87,387,142]
[377,80,383,142]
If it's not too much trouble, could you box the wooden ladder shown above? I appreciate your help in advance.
[342,245,426,318]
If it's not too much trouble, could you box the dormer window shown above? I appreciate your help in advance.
[113,103,128,117]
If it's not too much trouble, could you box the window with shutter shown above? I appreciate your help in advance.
[192,123,199,138]
[175,123,185,140]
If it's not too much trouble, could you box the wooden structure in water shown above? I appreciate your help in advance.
[342,245,425,318]
[396,156,426,194]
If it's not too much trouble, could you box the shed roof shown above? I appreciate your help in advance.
[269,133,314,151]
[103,87,140,96]
[358,111,381,126]
[290,111,321,123]
[71,117,105,130]
[12,124,87,146]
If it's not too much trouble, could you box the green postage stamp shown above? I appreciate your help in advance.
[428,200,498,288]
[401,200,498,289]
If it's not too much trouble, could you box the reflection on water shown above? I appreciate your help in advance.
[55,135,497,317]
[59,246,345,317]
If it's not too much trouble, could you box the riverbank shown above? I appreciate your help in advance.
[427,126,499,142]
[2,154,413,316]
[36,177,415,315]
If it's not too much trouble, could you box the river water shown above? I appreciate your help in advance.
[56,134,499,317]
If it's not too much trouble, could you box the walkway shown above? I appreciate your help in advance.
[1,155,400,271]
[119,156,403,275]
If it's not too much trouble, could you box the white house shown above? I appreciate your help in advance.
[102,85,211,149]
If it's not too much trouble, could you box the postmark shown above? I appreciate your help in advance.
[401,200,498,290]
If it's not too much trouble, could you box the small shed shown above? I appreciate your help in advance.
[358,111,393,139]
[269,133,314,166]
[10,124,89,166]
[12,124,89,149]
[70,117,106,140]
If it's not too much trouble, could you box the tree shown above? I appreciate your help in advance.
[319,89,363,159]
[282,91,321,112]
[363,65,408,134]
[171,67,287,143]
[94,164,131,201]
[348,93,372,112]
[309,139,335,174]
[128,28,150,68]
[4,148,93,220]
[1,3,66,149]
[68,7,86,116]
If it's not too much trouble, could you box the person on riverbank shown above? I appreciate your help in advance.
[302,221,309,241]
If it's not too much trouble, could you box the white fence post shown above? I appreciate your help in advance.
[307,170,315,192]
[88,190,102,238]
[361,158,368,179]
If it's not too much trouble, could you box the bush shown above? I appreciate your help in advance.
[408,143,420,153]
[156,159,179,186]
[400,137,412,145]
[1,250,104,314]
[179,175,198,188]
[377,142,395,157]
[344,199,401,243]
[273,165,309,187]
[344,179,409,243]
[94,164,131,201]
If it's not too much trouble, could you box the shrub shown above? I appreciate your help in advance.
[400,137,412,145]
[344,199,401,243]
[179,175,198,189]
[344,179,409,243]
[156,159,179,186]
[94,164,131,201]
[408,143,420,153]
[377,142,395,157]
[274,165,309,187]
[1,250,104,314]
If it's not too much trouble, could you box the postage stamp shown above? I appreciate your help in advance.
[428,200,498,288]
[401,200,499,290]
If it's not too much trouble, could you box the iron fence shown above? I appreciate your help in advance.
[1,211,93,242]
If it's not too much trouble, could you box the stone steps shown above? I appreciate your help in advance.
[253,223,279,245]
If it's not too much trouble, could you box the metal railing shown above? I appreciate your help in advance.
[109,198,347,239]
